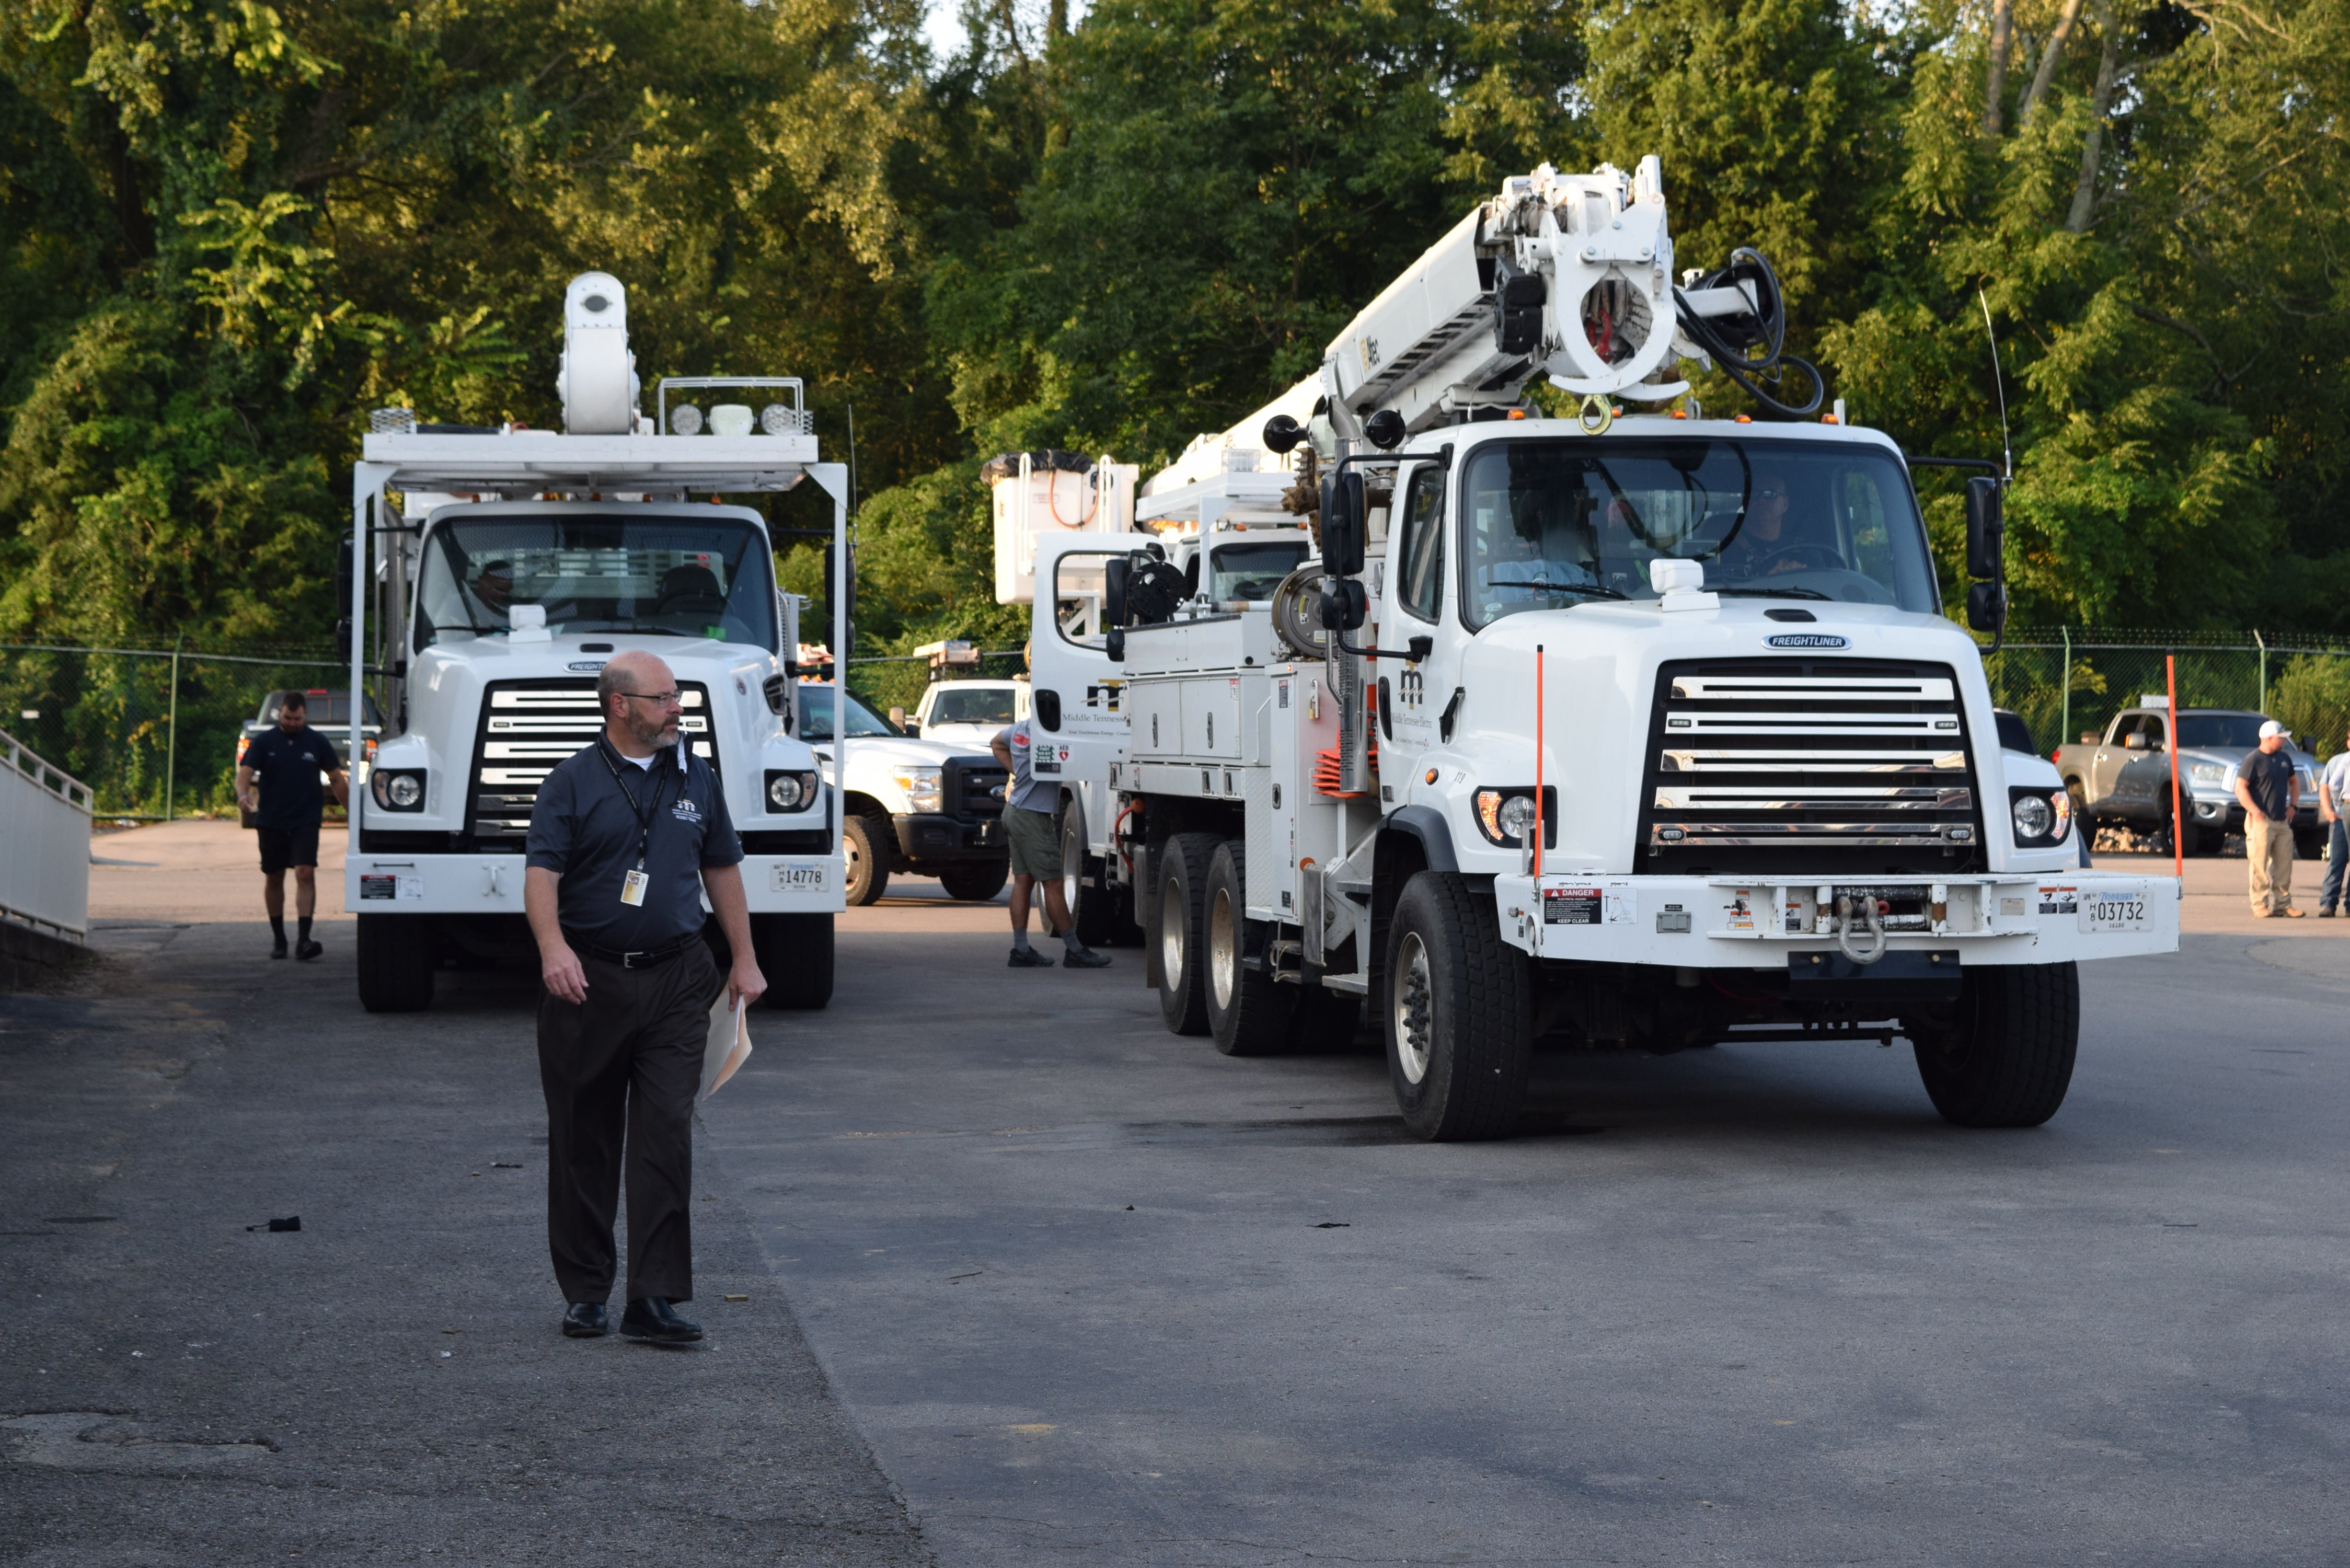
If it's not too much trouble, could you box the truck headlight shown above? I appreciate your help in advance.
[2010,785,2069,846]
[764,769,820,812]
[1472,787,1545,847]
[371,769,427,811]
[2188,761,2226,786]
[891,766,943,815]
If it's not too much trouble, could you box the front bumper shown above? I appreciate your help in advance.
[2184,796,2317,833]
[344,850,846,915]
[1492,870,2178,966]
[891,813,1006,864]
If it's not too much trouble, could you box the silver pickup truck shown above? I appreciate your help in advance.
[2055,707,2319,856]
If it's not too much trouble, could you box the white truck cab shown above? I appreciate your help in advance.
[342,274,847,1011]
[1024,157,2179,1139]
[909,679,1029,746]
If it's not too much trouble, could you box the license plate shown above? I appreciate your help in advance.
[2078,893,2147,933]
[771,861,830,892]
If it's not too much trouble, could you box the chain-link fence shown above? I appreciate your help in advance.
[0,642,351,820]
[1982,630,2350,759]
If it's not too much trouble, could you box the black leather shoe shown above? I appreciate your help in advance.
[620,1297,702,1343]
[270,939,289,960]
[561,1302,609,1338]
[295,939,324,961]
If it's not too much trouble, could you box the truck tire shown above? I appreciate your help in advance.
[752,913,834,1010]
[843,812,891,906]
[1204,840,1293,1055]
[1061,803,1118,947]
[1910,961,2079,1127]
[938,861,1009,902]
[355,914,436,1013]
[1156,832,1219,1036]
[1384,871,1531,1140]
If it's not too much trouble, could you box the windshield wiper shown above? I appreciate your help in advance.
[1713,586,1831,601]
[1514,582,1628,601]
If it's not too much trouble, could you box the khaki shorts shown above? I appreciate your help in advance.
[1004,805,1060,879]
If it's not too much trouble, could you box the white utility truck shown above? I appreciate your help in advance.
[343,272,845,1012]
[1029,157,2179,1138]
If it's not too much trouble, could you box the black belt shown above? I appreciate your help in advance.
[564,931,700,970]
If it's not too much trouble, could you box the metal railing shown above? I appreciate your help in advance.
[1,725,93,939]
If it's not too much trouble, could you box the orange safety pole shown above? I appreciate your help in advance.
[2167,653,2183,879]
[1533,644,1546,880]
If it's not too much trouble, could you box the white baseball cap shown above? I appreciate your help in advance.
[2259,719,2286,739]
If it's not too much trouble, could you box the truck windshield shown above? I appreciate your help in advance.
[927,687,1017,725]
[797,687,905,741]
[1209,541,1307,601]
[414,514,776,650]
[1455,439,1939,628]
[2176,713,2270,749]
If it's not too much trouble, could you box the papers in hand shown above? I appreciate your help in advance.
[699,994,752,1102]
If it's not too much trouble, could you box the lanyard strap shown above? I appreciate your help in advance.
[595,737,675,869]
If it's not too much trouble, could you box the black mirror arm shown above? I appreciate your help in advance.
[1334,633,1434,662]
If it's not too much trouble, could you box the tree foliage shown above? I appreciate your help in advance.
[2,0,2344,664]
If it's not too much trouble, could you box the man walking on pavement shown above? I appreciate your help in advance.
[234,690,347,960]
[524,650,765,1344]
[2236,718,2305,918]
[992,713,1112,970]
[2318,727,2350,916]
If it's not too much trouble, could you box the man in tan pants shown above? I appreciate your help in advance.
[2235,719,2303,917]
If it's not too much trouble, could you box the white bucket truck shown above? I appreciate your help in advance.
[1030,158,2179,1138]
[342,273,844,1013]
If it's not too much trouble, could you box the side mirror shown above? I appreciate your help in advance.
[1318,578,1368,633]
[1965,476,2003,580]
[336,534,355,613]
[1965,580,2006,635]
[1320,470,1366,577]
[1104,556,1130,627]
[888,706,906,730]
[1106,628,1125,662]
[1035,688,1062,732]
[2123,732,2146,751]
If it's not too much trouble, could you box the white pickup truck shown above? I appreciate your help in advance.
[797,681,1011,904]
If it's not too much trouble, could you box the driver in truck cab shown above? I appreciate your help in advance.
[1716,465,1814,580]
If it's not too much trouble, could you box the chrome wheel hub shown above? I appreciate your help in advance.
[1392,932,1433,1085]
[1208,887,1237,1010]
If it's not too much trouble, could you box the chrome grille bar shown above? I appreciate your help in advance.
[1643,660,1981,863]
[468,681,716,840]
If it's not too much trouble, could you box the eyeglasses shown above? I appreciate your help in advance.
[617,689,684,709]
[1755,486,1785,500]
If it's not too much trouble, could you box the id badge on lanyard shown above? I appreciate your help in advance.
[598,740,669,911]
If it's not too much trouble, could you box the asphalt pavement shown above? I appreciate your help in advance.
[6,826,2346,1565]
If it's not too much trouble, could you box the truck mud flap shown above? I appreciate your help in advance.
[1787,949,1962,1002]
[1139,841,1163,989]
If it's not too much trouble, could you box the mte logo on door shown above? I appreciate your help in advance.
[1764,633,1849,649]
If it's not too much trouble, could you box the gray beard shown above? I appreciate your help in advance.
[622,709,674,752]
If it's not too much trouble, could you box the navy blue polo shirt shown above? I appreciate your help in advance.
[243,725,342,829]
[525,738,743,950]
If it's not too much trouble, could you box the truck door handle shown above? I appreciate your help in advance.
[1376,677,1393,742]
[1439,687,1464,744]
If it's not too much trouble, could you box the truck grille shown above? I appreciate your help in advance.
[1638,659,1984,874]
[469,679,717,845]
[941,755,1009,822]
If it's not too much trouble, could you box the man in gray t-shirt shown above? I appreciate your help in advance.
[991,717,1110,970]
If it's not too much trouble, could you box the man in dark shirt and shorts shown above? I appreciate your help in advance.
[234,691,348,960]
[2235,719,2304,917]
[991,717,1111,970]
[525,650,766,1344]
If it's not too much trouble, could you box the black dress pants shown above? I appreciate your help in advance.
[537,943,718,1304]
